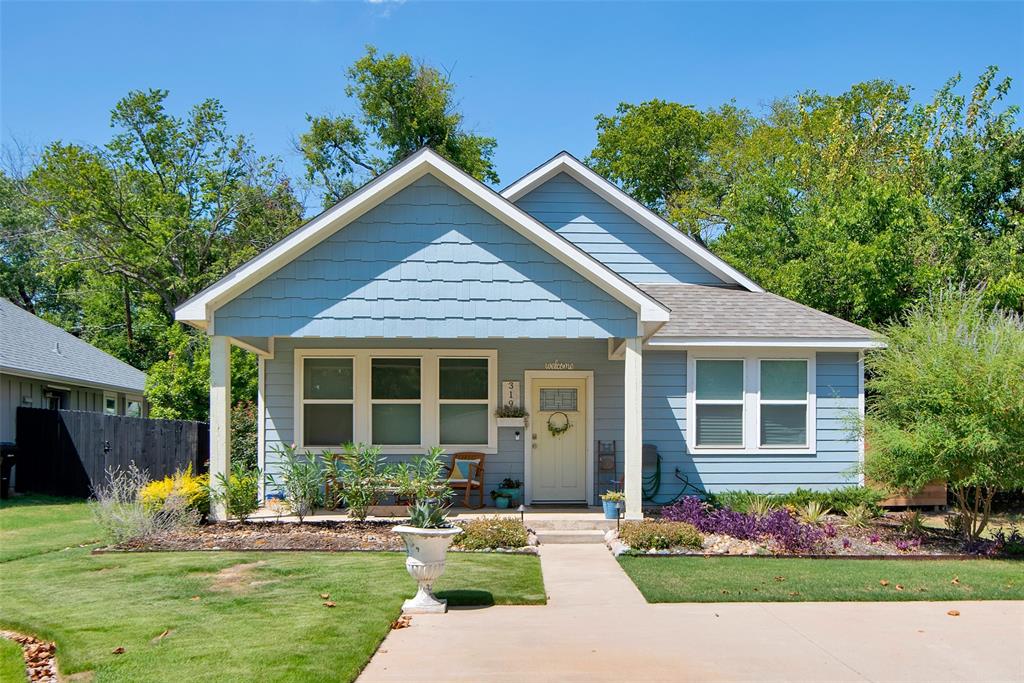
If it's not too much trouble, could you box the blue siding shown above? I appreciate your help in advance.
[262,338,623,505]
[214,175,637,339]
[514,173,725,286]
[642,351,862,497]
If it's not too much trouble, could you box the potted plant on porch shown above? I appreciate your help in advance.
[600,490,625,520]
[393,497,462,613]
[495,477,522,505]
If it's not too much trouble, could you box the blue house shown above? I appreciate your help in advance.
[176,149,877,519]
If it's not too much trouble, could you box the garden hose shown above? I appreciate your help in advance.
[642,453,705,505]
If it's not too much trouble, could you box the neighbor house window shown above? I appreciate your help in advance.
[126,399,143,418]
[759,360,809,447]
[438,358,489,445]
[694,359,744,447]
[103,394,118,415]
[301,357,354,447]
[371,358,422,446]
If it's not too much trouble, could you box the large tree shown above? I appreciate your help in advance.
[300,46,498,207]
[589,68,1023,326]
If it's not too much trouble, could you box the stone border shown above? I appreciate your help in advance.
[0,630,57,683]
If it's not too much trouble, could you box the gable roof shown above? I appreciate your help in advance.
[501,151,764,293]
[176,148,669,333]
[638,284,880,348]
[0,298,147,393]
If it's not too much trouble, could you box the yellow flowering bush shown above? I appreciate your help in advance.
[140,466,210,515]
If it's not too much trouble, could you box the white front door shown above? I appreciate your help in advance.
[530,377,588,503]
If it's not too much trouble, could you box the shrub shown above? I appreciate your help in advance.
[992,527,1024,557]
[619,520,703,551]
[91,464,199,544]
[661,496,824,553]
[798,500,832,524]
[898,510,927,537]
[140,466,210,515]
[267,443,325,522]
[843,503,875,528]
[705,487,884,515]
[455,517,529,550]
[230,400,258,471]
[208,463,261,521]
[329,443,385,519]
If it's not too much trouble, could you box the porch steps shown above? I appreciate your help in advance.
[528,518,617,532]
[534,529,608,544]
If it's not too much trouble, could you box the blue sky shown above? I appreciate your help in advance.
[2,1,1022,211]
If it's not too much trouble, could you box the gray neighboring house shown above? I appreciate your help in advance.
[0,297,147,443]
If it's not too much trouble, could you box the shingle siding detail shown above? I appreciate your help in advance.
[514,172,725,286]
[213,175,638,339]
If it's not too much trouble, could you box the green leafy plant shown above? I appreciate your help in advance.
[267,443,325,522]
[455,517,529,550]
[91,464,199,544]
[208,462,261,522]
[619,520,702,551]
[601,490,626,502]
[407,499,450,529]
[329,443,385,520]
[843,503,875,529]
[495,405,527,418]
[747,494,778,517]
[899,510,927,537]
[798,500,831,525]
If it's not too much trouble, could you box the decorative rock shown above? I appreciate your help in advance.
[1,630,58,683]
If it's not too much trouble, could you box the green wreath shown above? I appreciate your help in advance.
[546,411,572,437]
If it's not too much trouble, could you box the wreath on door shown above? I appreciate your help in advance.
[546,411,572,437]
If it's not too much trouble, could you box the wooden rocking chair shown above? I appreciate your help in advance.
[446,452,486,509]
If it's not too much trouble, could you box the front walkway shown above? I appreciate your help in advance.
[359,545,1024,682]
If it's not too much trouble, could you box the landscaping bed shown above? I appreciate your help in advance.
[108,517,538,553]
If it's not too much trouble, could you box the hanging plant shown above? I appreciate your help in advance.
[546,411,572,437]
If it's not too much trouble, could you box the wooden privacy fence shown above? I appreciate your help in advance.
[15,407,209,498]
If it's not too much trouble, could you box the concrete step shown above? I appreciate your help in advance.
[535,529,607,544]
[527,518,617,531]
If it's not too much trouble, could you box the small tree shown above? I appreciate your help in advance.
[864,288,1024,539]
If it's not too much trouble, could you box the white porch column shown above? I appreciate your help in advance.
[623,336,643,519]
[209,335,231,520]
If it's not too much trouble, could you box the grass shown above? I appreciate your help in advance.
[0,494,100,562]
[0,495,545,682]
[619,556,1024,603]
[0,637,26,683]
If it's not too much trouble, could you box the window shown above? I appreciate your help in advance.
[371,358,421,446]
[295,350,497,453]
[103,394,118,415]
[688,354,815,454]
[301,357,354,447]
[538,388,578,412]
[438,358,489,445]
[126,399,143,418]
[759,360,808,447]
[694,360,744,446]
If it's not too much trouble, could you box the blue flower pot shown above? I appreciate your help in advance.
[495,496,510,509]
[602,499,620,520]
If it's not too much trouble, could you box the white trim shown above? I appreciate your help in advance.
[229,336,274,359]
[0,367,145,395]
[257,356,266,499]
[858,351,866,486]
[646,337,883,349]
[523,370,595,506]
[102,392,119,416]
[293,348,497,455]
[686,349,817,456]
[502,152,764,293]
[176,148,668,329]
[623,337,643,519]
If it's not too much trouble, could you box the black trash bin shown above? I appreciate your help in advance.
[0,442,17,499]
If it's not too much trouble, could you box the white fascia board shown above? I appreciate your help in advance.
[176,148,668,327]
[502,152,764,293]
[645,336,885,349]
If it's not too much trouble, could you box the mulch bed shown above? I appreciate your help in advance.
[1,630,57,683]
[116,521,406,552]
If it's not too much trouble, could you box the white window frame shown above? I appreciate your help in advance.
[294,348,497,455]
[692,358,746,448]
[370,356,424,448]
[103,393,118,416]
[298,355,356,449]
[757,359,811,449]
[125,396,144,418]
[686,350,816,455]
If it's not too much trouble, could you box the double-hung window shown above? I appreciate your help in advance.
[371,358,422,446]
[438,358,490,446]
[301,357,354,448]
[689,354,814,454]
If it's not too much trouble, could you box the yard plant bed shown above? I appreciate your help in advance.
[619,555,1024,602]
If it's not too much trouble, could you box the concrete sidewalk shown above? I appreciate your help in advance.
[358,545,1024,682]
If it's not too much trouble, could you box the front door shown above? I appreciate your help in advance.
[530,377,587,503]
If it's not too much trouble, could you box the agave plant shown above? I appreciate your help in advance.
[843,503,874,528]
[407,498,451,529]
[799,500,832,524]
[747,494,778,517]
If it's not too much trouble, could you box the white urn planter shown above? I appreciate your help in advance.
[393,524,463,614]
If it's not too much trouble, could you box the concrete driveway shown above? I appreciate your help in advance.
[359,545,1024,682]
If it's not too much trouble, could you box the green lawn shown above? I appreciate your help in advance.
[0,637,26,683]
[0,494,101,562]
[0,496,545,682]
[619,556,1024,603]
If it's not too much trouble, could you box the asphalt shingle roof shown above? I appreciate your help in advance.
[638,284,877,340]
[0,298,146,393]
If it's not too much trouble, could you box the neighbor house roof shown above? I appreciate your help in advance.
[176,148,669,334]
[638,284,881,348]
[0,298,147,393]
[501,151,764,293]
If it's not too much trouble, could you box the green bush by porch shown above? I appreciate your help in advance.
[618,556,1024,603]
